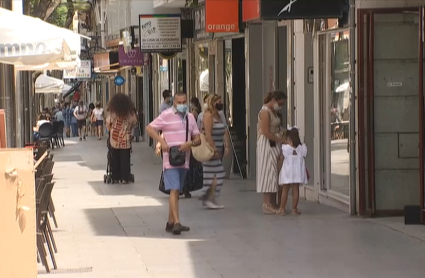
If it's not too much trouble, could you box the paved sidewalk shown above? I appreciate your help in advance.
[38,136,425,278]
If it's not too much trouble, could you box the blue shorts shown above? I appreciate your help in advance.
[163,168,188,191]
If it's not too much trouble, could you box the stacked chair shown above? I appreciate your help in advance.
[35,150,59,273]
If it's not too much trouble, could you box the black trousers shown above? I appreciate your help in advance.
[110,147,131,181]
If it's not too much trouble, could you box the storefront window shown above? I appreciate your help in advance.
[197,44,209,100]
[158,56,169,97]
[330,30,350,196]
[224,40,233,126]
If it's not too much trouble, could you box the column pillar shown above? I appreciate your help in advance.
[293,20,314,184]
[246,23,263,179]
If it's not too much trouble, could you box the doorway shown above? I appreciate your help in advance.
[318,29,351,202]
[358,8,424,219]
[224,37,247,178]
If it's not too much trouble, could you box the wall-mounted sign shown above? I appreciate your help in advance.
[205,0,239,33]
[242,0,260,22]
[114,76,125,86]
[118,45,145,66]
[260,0,344,20]
[193,4,213,42]
[139,14,182,53]
[63,60,92,79]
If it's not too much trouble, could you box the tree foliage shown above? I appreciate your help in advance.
[24,0,92,28]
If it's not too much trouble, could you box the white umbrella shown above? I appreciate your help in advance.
[0,7,82,66]
[35,74,64,94]
[62,84,72,94]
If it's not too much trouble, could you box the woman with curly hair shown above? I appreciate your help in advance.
[106,93,137,184]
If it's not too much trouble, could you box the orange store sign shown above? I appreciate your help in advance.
[205,0,239,33]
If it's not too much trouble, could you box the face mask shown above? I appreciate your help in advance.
[176,104,188,114]
[203,103,208,109]
[215,103,224,111]
[273,103,280,111]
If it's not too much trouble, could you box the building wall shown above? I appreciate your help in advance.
[356,0,425,9]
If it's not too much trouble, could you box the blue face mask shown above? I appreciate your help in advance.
[176,104,188,114]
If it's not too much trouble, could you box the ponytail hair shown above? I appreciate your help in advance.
[263,90,287,104]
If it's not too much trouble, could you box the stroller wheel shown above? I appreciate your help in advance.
[103,174,107,184]
[106,176,111,184]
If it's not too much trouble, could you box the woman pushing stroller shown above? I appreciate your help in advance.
[106,93,137,184]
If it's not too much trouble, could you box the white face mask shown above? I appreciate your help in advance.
[273,103,280,111]
[203,103,208,109]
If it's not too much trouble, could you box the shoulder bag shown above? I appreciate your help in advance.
[168,116,189,166]
[191,116,214,162]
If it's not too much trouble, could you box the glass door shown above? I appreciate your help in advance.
[319,29,351,202]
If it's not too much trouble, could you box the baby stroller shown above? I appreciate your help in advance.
[103,132,135,184]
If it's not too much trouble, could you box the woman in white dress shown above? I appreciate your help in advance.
[278,127,308,215]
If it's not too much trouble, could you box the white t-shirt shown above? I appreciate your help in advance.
[93,108,104,121]
[74,105,88,120]
[279,143,308,185]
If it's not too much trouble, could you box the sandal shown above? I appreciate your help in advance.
[262,204,277,214]
[292,209,301,215]
[276,208,286,215]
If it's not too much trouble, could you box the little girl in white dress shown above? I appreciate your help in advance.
[277,127,308,215]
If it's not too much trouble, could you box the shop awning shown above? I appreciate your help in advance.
[35,74,64,94]
[62,82,82,99]
[62,84,72,94]
[0,7,85,66]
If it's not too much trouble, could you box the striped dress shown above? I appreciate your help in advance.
[202,117,226,197]
[256,106,282,193]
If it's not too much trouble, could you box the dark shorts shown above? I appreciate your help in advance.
[77,119,86,128]
[96,120,104,127]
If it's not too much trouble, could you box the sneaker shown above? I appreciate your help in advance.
[213,201,225,209]
[205,200,223,210]
[83,136,86,140]
[79,138,82,141]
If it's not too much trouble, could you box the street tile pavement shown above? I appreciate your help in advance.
[37,136,425,278]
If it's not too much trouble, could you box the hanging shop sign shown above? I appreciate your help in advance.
[205,0,239,33]
[242,0,260,22]
[139,14,182,53]
[193,4,213,42]
[118,45,145,66]
[114,75,125,86]
[63,60,92,79]
[260,0,344,20]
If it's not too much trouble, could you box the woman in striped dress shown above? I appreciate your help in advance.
[201,94,230,209]
[257,91,287,214]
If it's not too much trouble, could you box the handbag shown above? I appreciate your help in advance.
[191,133,214,162]
[168,116,189,166]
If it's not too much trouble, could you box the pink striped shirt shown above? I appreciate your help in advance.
[149,107,200,169]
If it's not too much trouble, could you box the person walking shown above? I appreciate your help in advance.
[146,92,201,235]
[91,102,104,140]
[74,100,88,141]
[200,94,230,209]
[278,127,307,215]
[159,89,173,114]
[63,103,72,137]
[70,103,79,137]
[88,103,96,137]
[106,94,137,183]
[256,91,287,214]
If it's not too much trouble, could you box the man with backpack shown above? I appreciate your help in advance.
[73,100,88,141]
